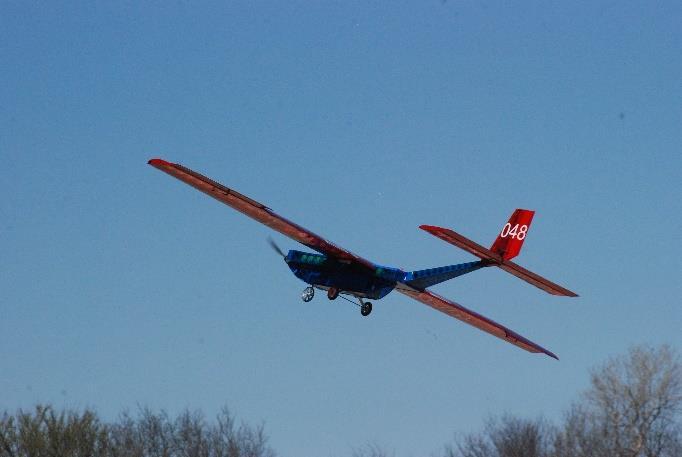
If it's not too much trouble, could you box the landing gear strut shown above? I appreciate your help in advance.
[301,286,314,302]
[335,293,374,317]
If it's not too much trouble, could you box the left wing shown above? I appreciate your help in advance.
[148,158,376,270]
[397,287,558,359]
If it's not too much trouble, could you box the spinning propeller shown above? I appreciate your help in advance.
[267,237,286,258]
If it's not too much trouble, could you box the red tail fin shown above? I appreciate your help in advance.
[490,209,535,260]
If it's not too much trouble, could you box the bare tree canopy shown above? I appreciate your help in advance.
[1,345,679,457]
[446,415,554,457]
[450,345,682,457]
[0,405,275,457]
[581,344,681,457]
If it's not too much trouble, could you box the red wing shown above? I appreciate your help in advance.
[396,287,558,359]
[148,159,376,270]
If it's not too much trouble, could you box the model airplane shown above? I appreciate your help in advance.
[148,158,577,359]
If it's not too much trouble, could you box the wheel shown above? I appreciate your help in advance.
[360,301,372,316]
[327,288,339,300]
[301,286,314,302]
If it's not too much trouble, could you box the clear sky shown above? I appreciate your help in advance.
[1,1,681,456]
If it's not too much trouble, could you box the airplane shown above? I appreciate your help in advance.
[148,158,577,359]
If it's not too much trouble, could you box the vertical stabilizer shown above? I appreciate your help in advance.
[489,209,535,260]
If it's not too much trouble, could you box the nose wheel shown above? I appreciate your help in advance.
[301,286,315,302]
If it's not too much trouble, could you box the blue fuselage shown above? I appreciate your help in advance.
[285,250,401,299]
[285,249,488,300]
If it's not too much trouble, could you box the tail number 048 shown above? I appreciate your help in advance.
[500,223,528,240]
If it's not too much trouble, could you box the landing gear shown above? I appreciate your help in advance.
[301,286,315,302]
[360,301,373,316]
[327,287,340,300]
[300,286,371,315]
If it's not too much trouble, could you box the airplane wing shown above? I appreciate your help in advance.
[396,287,558,359]
[148,158,376,270]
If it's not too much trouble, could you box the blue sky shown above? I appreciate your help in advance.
[1,1,681,456]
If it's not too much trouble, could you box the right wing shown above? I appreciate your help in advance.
[148,158,376,270]
[397,287,558,359]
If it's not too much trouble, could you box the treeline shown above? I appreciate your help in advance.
[441,344,682,457]
[0,407,273,457]
[2,345,680,457]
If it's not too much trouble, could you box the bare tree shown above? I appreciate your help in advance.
[445,415,554,457]
[0,405,275,457]
[0,405,109,457]
[552,404,599,457]
[446,345,682,457]
[572,344,682,457]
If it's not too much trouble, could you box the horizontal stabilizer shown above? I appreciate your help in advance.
[498,262,578,297]
[419,225,577,297]
[420,225,501,262]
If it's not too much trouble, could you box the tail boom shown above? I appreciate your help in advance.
[404,260,487,290]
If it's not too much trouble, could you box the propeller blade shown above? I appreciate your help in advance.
[267,237,286,258]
